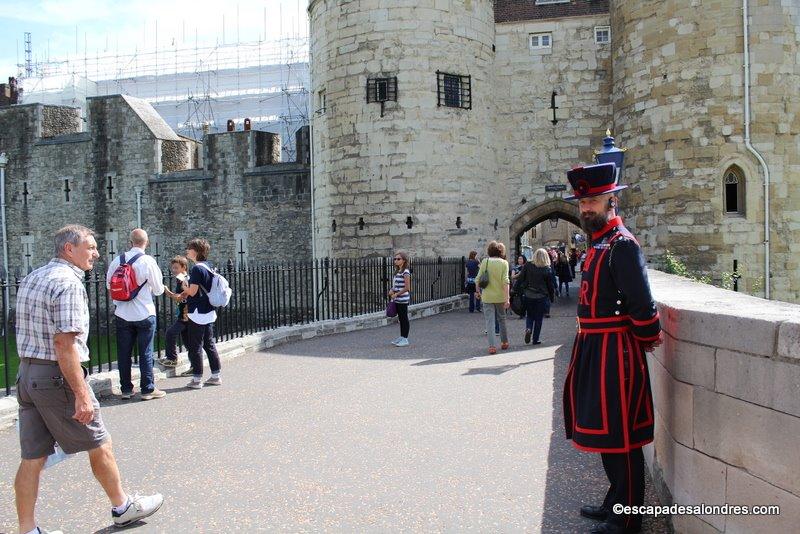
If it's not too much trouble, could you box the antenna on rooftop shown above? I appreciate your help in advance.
[24,32,33,77]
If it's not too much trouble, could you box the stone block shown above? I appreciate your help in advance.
[672,442,727,531]
[716,349,800,417]
[693,387,800,496]
[672,514,722,534]
[650,409,676,492]
[649,354,694,446]
[777,319,800,361]
[655,301,777,358]
[653,333,715,389]
[725,466,800,533]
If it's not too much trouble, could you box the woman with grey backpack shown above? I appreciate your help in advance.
[517,248,555,345]
[178,238,223,389]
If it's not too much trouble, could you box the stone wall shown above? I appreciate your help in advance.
[646,270,800,533]
[310,0,498,259]
[610,0,800,302]
[494,14,612,251]
[0,97,311,276]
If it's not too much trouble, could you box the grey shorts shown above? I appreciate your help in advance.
[17,358,110,460]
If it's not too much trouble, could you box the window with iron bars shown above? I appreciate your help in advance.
[366,77,397,117]
[436,71,471,110]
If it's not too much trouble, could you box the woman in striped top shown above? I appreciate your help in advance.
[388,250,412,347]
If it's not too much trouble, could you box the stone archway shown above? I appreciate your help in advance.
[510,198,581,257]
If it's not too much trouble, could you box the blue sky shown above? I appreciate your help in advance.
[0,0,309,79]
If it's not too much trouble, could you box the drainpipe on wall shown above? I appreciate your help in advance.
[135,186,143,228]
[0,153,9,333]
[742,0,771,299]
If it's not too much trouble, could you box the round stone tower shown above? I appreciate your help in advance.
[309,0,498,258]
[610,0,800,300]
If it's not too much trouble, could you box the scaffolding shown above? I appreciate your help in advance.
[18,37,310,161]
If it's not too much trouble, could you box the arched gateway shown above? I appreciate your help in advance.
[510,198,581,257]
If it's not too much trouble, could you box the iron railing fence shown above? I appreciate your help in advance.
[1,256,466,395]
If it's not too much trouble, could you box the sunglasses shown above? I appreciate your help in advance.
[394,257,402,261]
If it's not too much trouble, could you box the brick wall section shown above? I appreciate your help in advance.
[494,0,609,23]
[41,106,81,138]
[161,139,190,172]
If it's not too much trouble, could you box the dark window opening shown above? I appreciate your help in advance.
[437,71,471,109]
[63,178,71,202]
[106,175,114,200]
[724,167,745,215]
[366,77,397,117]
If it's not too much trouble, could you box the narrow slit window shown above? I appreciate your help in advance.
[63,178,71,202]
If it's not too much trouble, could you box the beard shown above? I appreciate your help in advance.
[580,212,608,234]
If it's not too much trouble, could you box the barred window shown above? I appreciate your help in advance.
[437,71,471,110]
[366,77,398,117]
[724,166,746,215]
[366,77,397,103]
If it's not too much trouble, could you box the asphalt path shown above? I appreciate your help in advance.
[0,292,668,533]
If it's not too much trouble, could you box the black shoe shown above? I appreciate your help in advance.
[524,329,532,344]
[590,521,640,534]
[544,314,551,318]
[580,505,609,520]
[532,340,542,345]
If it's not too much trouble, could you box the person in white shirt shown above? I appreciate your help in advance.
[105,229,166,401]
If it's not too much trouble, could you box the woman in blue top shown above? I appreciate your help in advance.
[464,250,482,313]
[178,238,222,389]
[388,250,412,347]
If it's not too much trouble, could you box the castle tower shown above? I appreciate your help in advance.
[610,0,800,301]
[309,0,498,258]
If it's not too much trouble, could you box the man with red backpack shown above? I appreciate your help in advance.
[105,229,166,401]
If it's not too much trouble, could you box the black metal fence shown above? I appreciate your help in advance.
[1,256,466,395]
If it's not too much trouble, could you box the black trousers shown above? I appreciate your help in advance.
[165,319,189,361]
[396,302,410,338]
[187,320,221,376]
[600,448,645,531]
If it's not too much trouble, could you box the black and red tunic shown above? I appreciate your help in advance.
[564,216,661,453]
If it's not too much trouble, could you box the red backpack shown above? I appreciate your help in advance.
[109,253,146,302]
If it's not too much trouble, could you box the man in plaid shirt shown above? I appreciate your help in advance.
[14,225,163,533]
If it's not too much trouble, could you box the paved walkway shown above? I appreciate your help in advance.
[0,295,668,533]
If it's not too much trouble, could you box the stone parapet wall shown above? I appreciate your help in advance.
[646,270,800,533]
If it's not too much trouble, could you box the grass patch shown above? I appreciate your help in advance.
[1,334,171,391]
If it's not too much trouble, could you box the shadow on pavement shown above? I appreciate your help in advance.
[461,356,555,376]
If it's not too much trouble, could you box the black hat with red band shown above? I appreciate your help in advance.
[564,162,627,200]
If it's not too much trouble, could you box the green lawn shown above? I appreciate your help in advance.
[1,335,171,391]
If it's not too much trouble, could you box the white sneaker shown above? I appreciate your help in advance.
[395,337,409,347]
[112,493,164,526]
[186,379,203,389]
[390,337,401,345]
